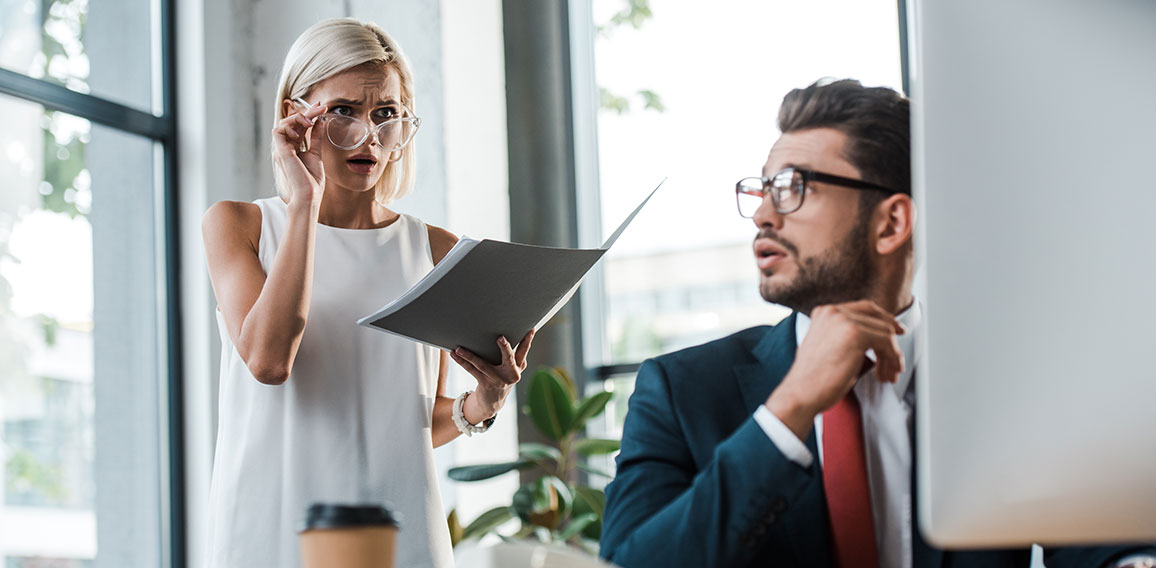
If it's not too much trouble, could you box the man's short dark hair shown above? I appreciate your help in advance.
[778,79,911,205]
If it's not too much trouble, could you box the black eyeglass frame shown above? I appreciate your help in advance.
[735,167,902,217]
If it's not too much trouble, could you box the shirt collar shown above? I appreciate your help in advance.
[794,300,923,399]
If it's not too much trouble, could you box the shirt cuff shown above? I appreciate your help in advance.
[753,404,814,468]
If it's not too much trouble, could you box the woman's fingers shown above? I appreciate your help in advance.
[450,348,484,379]
[497,336,514,368]
[514,329,535,369]
[294,113,315,129]
[302,102,326,119]
[273,122,298,140]
[450,344,497,379]
[273,102,326,149]
[452,338,528,388]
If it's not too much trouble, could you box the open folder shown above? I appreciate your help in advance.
[357,181,663,363]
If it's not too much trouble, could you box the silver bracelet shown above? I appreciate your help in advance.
[452,391,495,437]
[1115,555,1156,568]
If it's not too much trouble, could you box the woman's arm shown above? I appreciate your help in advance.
[432,351,459,448]
[201,101,328,385]
[203,199,318,384]
[432,334,535,448]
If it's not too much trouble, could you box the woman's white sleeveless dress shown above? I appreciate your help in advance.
[207,197,453,568]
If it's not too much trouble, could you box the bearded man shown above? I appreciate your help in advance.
[599,79,1156,568]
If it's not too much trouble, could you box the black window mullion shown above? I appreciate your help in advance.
[0,67,172,142]
[158,0,185,564]
[1,0,183,564]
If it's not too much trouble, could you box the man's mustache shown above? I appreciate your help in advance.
[755,229,799,258]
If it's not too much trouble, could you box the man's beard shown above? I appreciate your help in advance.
[758,215,875,315]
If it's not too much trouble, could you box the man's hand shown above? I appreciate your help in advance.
[765,300,905,441]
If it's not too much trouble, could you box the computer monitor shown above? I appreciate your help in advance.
[912,0,1156,548]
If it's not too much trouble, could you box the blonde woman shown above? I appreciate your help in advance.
[202,18,533,567]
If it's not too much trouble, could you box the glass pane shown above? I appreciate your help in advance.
[591,0,903,364]
[584,373,637,489]
[0,92,164,566]
[0,0,156,113]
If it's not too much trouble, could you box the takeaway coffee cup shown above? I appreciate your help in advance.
[299,503,399,568]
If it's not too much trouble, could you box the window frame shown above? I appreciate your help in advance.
[0,0,185,565]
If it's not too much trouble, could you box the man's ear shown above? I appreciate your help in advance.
[873,194,914,256]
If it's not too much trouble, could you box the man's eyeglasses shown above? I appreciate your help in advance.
[294,97,421,152]
[735,167,901,217]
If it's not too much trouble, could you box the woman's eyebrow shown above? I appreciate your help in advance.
[329,97,400,106]
[325,97,363,106]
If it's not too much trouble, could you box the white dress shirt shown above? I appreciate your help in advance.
[753,301,923,568]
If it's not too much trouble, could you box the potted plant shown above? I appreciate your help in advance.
[447,367,620,555]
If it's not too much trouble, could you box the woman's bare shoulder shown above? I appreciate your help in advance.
[202,200,262,250]
[425,223,459,265]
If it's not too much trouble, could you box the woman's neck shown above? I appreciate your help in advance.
[316,188,396,229]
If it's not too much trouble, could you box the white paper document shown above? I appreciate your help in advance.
[357,180,663,363]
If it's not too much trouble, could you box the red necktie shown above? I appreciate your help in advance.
[822,391,880,568]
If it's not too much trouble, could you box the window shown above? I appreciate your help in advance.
[581,0,905,469]
[0,0,181,566]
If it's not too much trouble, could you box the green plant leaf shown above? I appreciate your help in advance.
[527,368,574,441]
[574,438,621,456]
[574,486,606,517]
[447,460,532,482]
[552,366,578,401]
[558,512,599,541]
[573,486,606,540]
[512,483,534,522]
[447,509,464,547]
[544,476,573,519]
[462,506,514,541]
[577,463,614,478]
[526,477,562,530]
[570,391,613,432]
[518,442,561,463]
[608,0,654,30]
[600,88,630,114]
[638,89,666,112]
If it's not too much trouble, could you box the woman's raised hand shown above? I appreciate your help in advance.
[272,101,328,206]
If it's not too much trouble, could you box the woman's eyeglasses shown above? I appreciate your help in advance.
[294,98,421,152]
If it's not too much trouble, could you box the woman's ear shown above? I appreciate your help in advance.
[874,194,914,256]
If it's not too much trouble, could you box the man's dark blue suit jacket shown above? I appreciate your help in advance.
[600,314,1154,567]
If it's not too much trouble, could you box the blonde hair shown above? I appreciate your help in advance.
[272,18,417,203]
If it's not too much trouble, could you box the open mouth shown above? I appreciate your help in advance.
[754,240,788,270]
[346,156,378,173]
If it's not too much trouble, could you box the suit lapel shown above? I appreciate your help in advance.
[733,314,833,567]
[734,313,798,412]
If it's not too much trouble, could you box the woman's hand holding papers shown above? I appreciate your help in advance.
[450,330,536,423]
